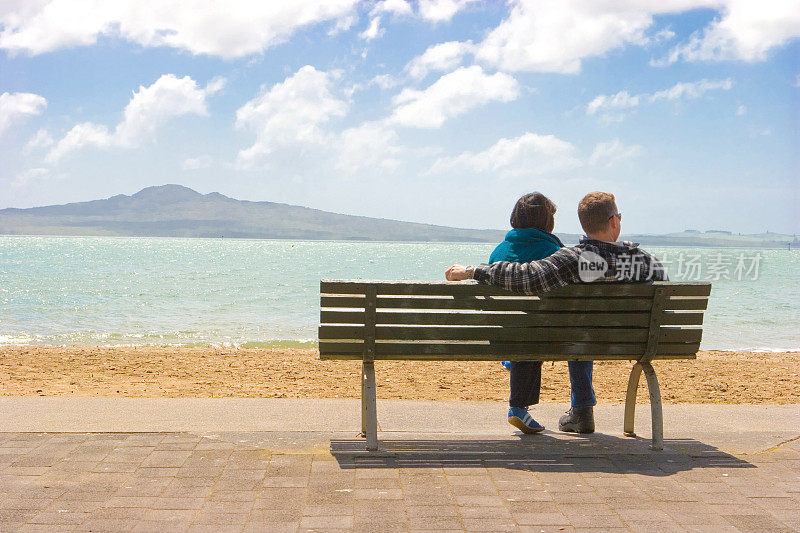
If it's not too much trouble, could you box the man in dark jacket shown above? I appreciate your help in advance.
[446,192,667,433]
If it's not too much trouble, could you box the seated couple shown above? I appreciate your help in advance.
[446,191,667,435]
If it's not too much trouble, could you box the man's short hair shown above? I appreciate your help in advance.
[578,191,617,234]
[510,192,557,233]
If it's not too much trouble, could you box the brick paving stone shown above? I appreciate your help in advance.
[187,525,244,533]
[114,476,171,497]
[261,475,308,488]
[657,501,732,526]
[625,520,685,532]
[354,487,404,499]
[162,477,217,498]
[405,505,460,517]
[88,507,148,520]
[133,520,192,532]
[459,505,512,519]
[150,497,206,510]
[248,508,300,523]
[93,461,140,473]
[305,487,355,506]
[254,487,306,509]
[140,508,198,523]
[450,483,500,496]
[500,489,553,502]
[550,490,605,504]
[721,513,793,531]
[299,514,354,529]
[15,525,71,533]
[304,503,354,516]
[0,498,53,511]
[749,496,800,510]
[355,475,401,489]
[407,515,463,530]
[103,495,158,508]
[462,517,518,531]
[77,517,141,531]
[207,490,257,502]
[191,510,250,525]
[140,450,193,468]
[135,466,181,478]
[513,511,570,526]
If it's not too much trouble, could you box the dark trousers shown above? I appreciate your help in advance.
[509,361,542,408]
[568,360,597,407]
[509,360,598,409]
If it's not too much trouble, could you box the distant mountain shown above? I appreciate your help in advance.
[1,185,794,247]
[0,185,507,242]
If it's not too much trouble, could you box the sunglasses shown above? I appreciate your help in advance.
[609,212,622,221]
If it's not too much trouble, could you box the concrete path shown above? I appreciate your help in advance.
[0,399,798,532]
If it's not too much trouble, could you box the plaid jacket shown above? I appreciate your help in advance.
[473,237,668,294]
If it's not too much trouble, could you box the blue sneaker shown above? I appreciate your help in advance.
[508,407,545,434]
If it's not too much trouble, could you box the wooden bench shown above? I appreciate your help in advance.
[318,279,711,451]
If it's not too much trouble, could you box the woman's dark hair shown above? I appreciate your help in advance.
[510,192,557,233]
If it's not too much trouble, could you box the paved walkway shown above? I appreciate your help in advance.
[0,399,798,532]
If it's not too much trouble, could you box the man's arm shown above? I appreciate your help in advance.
[451,247,582,295]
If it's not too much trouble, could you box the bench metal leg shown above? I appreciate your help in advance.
[623,362,643,437]
[623,361,664,451]
[361,361,378,451]
[641,361,664,451]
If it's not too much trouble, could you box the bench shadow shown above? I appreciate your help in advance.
[330,432,754,476]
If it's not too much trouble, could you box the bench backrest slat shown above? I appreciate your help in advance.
[319,280,710,361]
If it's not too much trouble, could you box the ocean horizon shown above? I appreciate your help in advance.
[1,235,798,352]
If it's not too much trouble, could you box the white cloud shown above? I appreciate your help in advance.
[404,40,474,79]
[586,91,640,116]
[22,128,54,154]
[359,16,384,41]
[467,1,797,74]
[428,132,581,177]
[736,104,746,115]
[369,74,399,90]
[389,66,519,128]
[662,0,800,64]
[182,155,213,170]
[235,66,348,169]
[417,0,477,22]
[589,139,644,167]
[650,78,733,101]
[45,122,111,163]
[373,0,413,16]
[336,121,401,176]
[11,167,49,189]
[0,0,359,58]
[46,74,218,163]
[0,91,47,137]
[474,0,654,74]
[587,78,733,120]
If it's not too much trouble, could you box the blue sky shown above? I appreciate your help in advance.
[1,0,798,235]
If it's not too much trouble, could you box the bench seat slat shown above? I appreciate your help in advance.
[319,325,702,344]
[320,310,652,327]
[664,297,709,310]
[660,311,704,325]
[321,280,711,297]
[319,341,700,358]
[321,295,654,312]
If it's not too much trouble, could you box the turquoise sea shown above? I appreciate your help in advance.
[1,236,798,351]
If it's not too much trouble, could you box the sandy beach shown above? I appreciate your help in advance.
[0,346,797,404]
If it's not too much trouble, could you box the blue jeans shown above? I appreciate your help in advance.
[568,361,596,407]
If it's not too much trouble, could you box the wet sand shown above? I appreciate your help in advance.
[1,346,797,404]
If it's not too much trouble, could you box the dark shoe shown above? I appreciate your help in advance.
[559,406,595,433]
